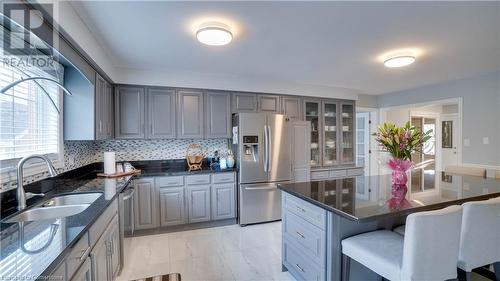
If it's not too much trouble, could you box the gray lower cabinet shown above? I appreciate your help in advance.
[258,94,281,113]
[282,96,302,120]
[205,91,231,138]
[211,183,235,220]
[187,185,211,223]
[115,86,145,139]
[90,215,120,281]
[146,88,176,139]
[71,257,93,281]
[134,178,159,230]
[177,90,204,138]
[159,187,186,226]
[232,92,257,113]
[91,230,109,281]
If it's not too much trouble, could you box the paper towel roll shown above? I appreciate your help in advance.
[104,152,116,175]
[104,178,117,200]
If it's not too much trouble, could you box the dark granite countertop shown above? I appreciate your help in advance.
[0,159,237,279]
[278,173,500,222]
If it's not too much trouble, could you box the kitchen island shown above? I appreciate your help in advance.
[278,173,500,281]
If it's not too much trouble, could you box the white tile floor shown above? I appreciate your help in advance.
[117,221,491,281]
[117,221,295,281]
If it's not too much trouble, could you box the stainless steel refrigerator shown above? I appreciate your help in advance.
[232,113,291,225]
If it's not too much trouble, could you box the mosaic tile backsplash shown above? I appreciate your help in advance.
[1,139,228,192]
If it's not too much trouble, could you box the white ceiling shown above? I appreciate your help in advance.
[70,1,500,95]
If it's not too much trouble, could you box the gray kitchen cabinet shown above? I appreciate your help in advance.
[133,177,159,230]
[146,88,176,139]
[51,262,66,280]
[282,96,302,120]
[70,257,93,281]
[159,187,186,226]
[232,92,257,113]
[95,73,106,140]
[211,183,236,220]
[258,94,281,113]
[291,121,311,182]
[187,185,211,223]
[108,215,121,279]
[177,90,204,138]
[115,86,145,139]
[90,231,109,281]
[205,91,231,138]
[105,82,114,139]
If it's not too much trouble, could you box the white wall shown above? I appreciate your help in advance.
[51,1,117,80]
[378,71,500,166]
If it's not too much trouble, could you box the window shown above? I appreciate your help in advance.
[0,49,64,171]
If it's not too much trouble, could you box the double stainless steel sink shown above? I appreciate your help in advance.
[4,193,102,223]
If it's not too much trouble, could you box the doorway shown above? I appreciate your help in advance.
[441,114,459,170]
[410,116,438,193]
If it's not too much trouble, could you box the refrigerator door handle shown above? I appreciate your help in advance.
[267,125,272,172]
[264,125,269,172]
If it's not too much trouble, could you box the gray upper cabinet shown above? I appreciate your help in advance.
[159,187,186,226]
[232,92,257,113]
[146,88,176,139]
[211,183,236,220]
[205,91,231,138]
[187,185,211,223]
[96,73,114,140]
[282,96,302,120]
[258,94,281,113]
[115,86,145,139]
[177,90,204,138]
[133,177,158,230]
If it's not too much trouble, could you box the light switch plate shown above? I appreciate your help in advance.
[482,137,489,145]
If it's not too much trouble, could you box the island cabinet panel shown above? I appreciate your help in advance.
[282,96,302,120]
[205,91,231,138]
[108,215,121,279]
[232,92,257,113]
[258,94,281,113]
[283,193,326,230]
[177,90,204,138]
[187,185,211,223]
[66,232,90,280]
[283,211,326,265]
[159,187,186,226]
[115,86,145,139]
[133,177,159,230]
[90,229,110,281]
[211,183,236,220]
[146,88,176,139]
[283,240,325,281]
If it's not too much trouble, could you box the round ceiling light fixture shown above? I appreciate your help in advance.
[196,22,233,46]
[384,55,416,68]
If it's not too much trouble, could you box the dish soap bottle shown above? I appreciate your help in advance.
[226,149,235,168]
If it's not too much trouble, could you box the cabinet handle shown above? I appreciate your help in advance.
[295,263,305,272]
[99,121,102,133]
[296,206,306,213]
[78,246,91,261]
[167,182,178,185]
[295,231,305,239]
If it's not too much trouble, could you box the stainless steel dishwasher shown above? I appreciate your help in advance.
[118,182,135,272]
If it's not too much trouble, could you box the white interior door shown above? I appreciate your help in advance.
[441,114,459,170]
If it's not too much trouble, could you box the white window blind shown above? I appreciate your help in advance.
[0,62,63,163]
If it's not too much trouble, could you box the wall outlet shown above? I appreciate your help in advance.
[482,137,489,145]
[463,138,470,147]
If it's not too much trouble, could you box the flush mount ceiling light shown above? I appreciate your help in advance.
[196,23,232,46]
[384,55,416,68]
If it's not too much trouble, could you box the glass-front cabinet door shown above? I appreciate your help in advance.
[340,103,355,164]
[305,101,321,166]
[323,101,337,166]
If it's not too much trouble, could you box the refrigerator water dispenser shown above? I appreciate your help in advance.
[242,136,259,162]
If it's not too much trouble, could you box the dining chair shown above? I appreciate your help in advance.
[457,197,500,281]
[341,205,462,281]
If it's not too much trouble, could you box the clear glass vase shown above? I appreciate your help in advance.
[387,158,413,210]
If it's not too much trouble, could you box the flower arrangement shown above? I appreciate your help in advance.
[373,122,432,161]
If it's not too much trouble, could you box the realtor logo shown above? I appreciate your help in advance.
[1,3,57,69]
[2,3,53,53]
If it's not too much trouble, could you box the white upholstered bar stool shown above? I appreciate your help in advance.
[341,205,462,281]
[457,197,500,281]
